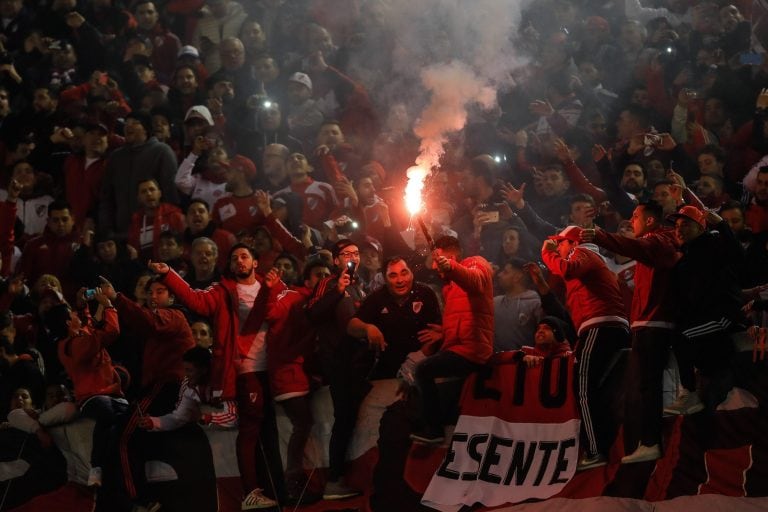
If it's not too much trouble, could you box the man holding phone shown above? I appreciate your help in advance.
[453,155,527,261]
[307,239,370,500]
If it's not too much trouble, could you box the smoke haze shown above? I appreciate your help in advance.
[377,0,528,170]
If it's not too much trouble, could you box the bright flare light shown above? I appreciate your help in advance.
[405,165,430,215]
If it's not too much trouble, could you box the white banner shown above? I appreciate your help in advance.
[422,416,580,512]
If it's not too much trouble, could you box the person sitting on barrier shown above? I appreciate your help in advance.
[513,316,573,368]
[45,292,126,490]
[138,346,237,432]
[410,235,494,445]
[3,387,54,448]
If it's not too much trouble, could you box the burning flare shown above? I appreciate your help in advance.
[405,165,430,215]
[402,61,496,218]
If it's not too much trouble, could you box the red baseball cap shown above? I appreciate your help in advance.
[666,205,706,229]
[548,225,582,242]
[224,155,257,180]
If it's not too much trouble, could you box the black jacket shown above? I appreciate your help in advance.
[672,221,745,329]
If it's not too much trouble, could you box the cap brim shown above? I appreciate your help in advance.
[666,213,705,227]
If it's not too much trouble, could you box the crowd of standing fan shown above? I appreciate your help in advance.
[0,0,767,510]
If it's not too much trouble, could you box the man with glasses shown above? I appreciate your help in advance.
[306,239,368,500]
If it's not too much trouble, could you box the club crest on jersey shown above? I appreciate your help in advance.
[412,301,423,313]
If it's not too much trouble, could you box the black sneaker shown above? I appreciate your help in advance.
[284,476,321,506]
[322,480,360,500]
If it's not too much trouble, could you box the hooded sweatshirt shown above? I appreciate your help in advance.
[99,137,179,235]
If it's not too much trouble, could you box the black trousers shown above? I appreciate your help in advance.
[574,325,629,457]
[321,339,373,482]
[624,328,673,448]
[414,350,480,434]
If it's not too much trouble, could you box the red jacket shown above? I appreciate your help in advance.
[440,255,494,364]
[127,202,186,260]
[595,227,680,328]
[265,286,314,399]
[162,269,280,400]
[63,154,107,230]
[114,294,194,388]
[542,245,628,335]
[58,308,122,404]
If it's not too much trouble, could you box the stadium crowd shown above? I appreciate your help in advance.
[0,0,767,510]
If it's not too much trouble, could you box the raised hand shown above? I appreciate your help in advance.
[97,276,117,300]
[591,144,608,163]
[580,227,597,243]
[523,262,549,294]
[336,270,351,293]
[432,252,452,273]
[553,138,572,162]
[148,260,170,275]
[254,189,271,216]
[6,178,22,201]
[541,239,558,253]
[264,267,281,288]
[499,181,526,209]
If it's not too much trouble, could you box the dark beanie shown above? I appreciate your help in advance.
[126,111,153,137]
[539,316,567,343]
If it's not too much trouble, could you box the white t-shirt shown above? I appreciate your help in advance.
[235,281,268,373]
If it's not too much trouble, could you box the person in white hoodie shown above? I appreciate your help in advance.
[138,347,237,432]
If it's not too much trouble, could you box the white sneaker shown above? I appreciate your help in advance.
[621,444,662,464]
[241,489,278,510]
[663,390,704,415]
[87,467,102,487]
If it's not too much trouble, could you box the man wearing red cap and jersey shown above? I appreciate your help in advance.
[541,225,629,470]
[667,205,746,413]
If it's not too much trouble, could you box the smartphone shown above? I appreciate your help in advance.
[485,211,500,223]
[346,261,356,277]
[739,52,762,66]
[644,134,661,146]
